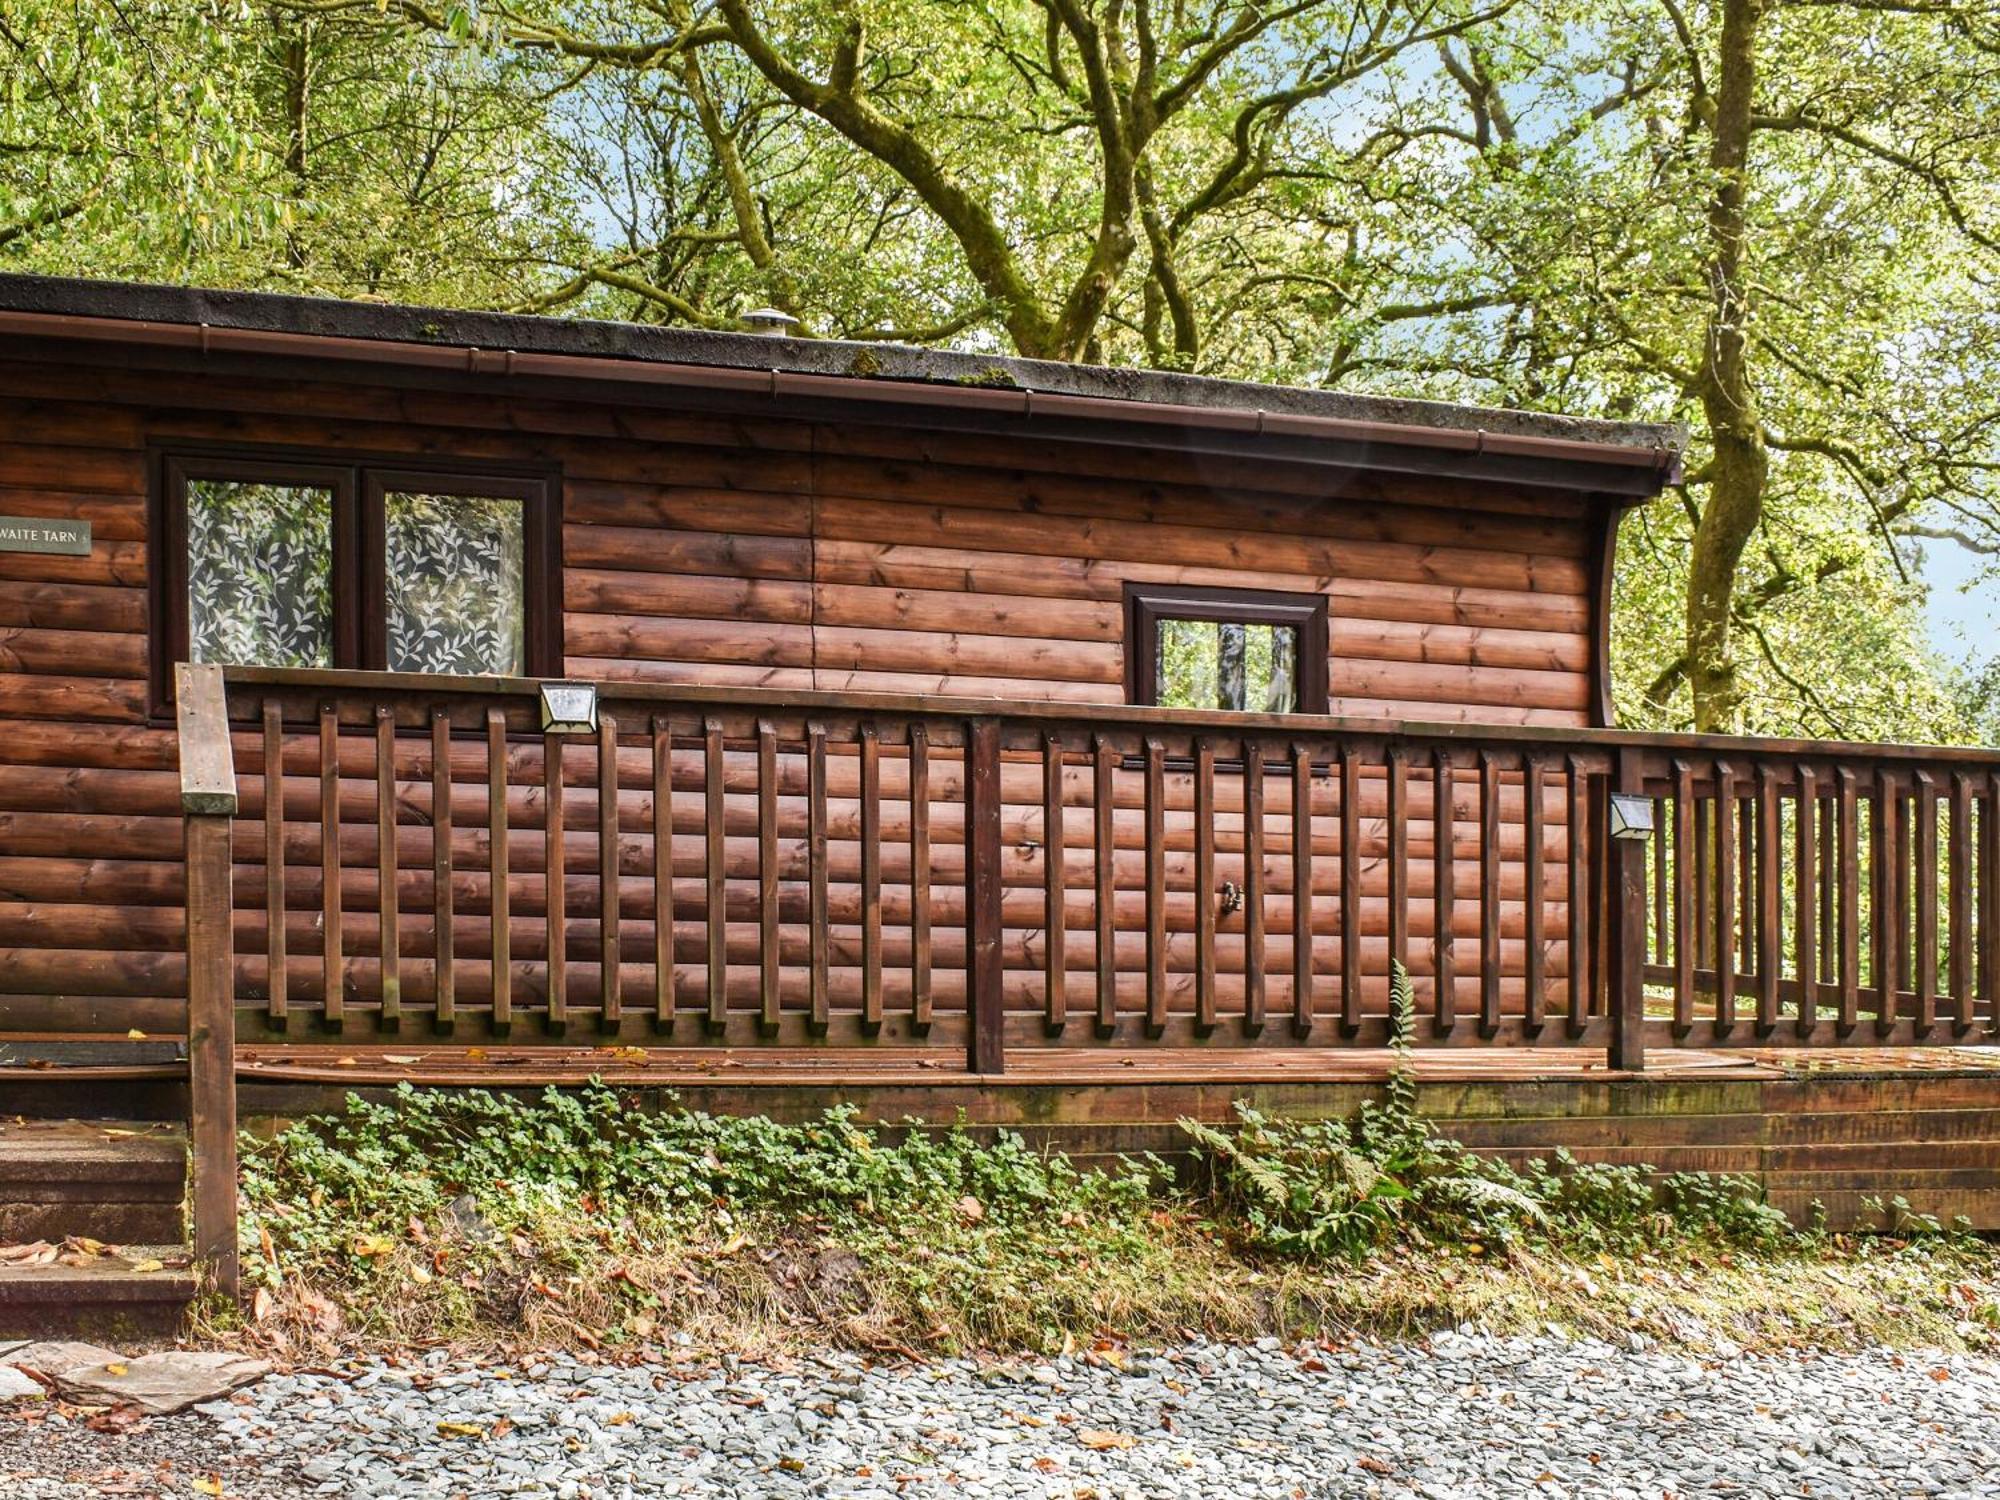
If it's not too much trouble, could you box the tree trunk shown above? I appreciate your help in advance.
[1218,623,1246,711]
[1687,0,1769,733]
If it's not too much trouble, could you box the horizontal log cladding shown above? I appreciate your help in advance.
[0,362,1614,1040]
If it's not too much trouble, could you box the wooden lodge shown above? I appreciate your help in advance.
[0,273,1997,1311]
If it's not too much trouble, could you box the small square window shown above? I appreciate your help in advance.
[1125,584,1328,714]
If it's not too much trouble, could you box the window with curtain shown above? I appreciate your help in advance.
[158,454,551,700]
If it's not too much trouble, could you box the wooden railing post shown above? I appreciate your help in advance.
[176,663,240,1302]
[1607,745,1649,1072]
[967,717,1005,1074]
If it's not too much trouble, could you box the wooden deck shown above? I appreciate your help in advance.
[232,1040,2000,1085]
[11,1040,1997,1233]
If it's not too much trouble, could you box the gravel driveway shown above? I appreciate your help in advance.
[6,1332,1999,1498]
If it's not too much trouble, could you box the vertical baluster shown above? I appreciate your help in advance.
[1756,763,1781,1035]
[1694,794,1714,973]
[487,709,510,1035]
[1193,738,1216,1035]
[376,706,401,1031]
[1523,753,1546,1034]
[1385,746,1409,979]
[1146,737,1169,1037]
[1094,735,1117,1035]
[1874,768,1901,1034]
[1564,754,1587,1036]
[859,723,883,1034]
[1819,793,1837,988]
[1436,749,1458,1032]
[1479,751,1502,1038]
[1950,772,1973,1036]
[1794,766,1819,1038]
[1243,739,1267,1036]
[545,728,567,1034]
[1915,770,1939,1036]
[1672,760,1694,1036]
[1298,741,1320,1038]
[432,710,455,1034]
[1651,796,1668,965]
[966,719,1005,1074]
[1983,773,2000,1036]
[757,719,779,1037]
[910,724,932,1034]
[1837,766,1860,1031]
[1712,760,1737,1037]
[650,715,674,1033]
[702,717,725,1032]
[1043,732,1068,1035]
[1338,742,1359,1036]
[807,722,830,1035]
[1738,798,1756,985]
[263,701,287,1026]
[599,714,622,1032]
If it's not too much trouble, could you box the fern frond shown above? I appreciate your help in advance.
[1427,1174,1549,1225]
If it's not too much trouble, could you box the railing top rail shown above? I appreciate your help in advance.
[215,663,2000,768]
[176,662,240,815]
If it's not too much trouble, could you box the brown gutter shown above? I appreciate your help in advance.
[0,308,1681,483]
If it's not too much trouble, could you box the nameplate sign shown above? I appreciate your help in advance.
[0,517,90,555]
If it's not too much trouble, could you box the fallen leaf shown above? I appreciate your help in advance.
[104,1363,129,1376]
[127,1259,164,1275]
[86,1402,147,1433]
[607,1411,634,1427]
[335,1057,357,1067]
[251,1288,274,1324]
[436,1421,485,1438]
[1358,1456,1394,1475]
[191,1478,224,1496]
[382,1054,423,1066]
[1076,1430,1136,1451]
[126,1029,147,1040]
[956,1196,986,1223]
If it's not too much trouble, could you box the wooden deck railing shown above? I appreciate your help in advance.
[180,664,2000,1083]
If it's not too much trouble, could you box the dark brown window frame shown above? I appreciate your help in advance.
[150,445,561,712]
[1124,582,1330,715]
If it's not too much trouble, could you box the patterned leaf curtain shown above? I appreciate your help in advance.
[186,479,526,676]
[186,481,335,668]
[385,491,525,676]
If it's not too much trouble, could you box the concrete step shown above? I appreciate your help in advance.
[0,1245,197,1338]
[0,1120,186,1247]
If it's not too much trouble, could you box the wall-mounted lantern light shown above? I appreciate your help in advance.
[538,680,598,735]
[1609,794,1655,843]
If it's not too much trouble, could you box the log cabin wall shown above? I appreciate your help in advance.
[0,338,1611,1045]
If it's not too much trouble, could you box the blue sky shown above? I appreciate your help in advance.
[1920,541,1998,665]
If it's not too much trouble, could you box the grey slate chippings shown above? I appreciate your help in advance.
[6,1331,2000,1498]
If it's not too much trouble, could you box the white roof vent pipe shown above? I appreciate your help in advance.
[740,307,800,338]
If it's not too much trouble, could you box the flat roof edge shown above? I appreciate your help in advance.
[0,272,1685,475]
